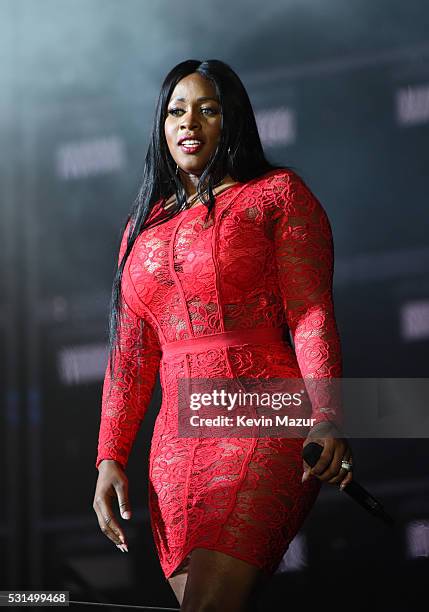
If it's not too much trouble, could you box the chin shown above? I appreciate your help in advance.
[179,163,205,176]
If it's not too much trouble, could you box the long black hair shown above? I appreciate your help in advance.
[108,58,294,374]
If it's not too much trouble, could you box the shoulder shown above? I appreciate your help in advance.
[118,218,134,265]
[244,167,309,204]
[258,167,327,219]
[257,167,312,201]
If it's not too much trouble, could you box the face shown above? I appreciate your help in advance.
[164,72,223,178]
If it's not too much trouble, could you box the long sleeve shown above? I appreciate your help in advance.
[95,225,162,470]
[272,171,343,428]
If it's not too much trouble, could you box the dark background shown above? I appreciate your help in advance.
[1,1,429,610]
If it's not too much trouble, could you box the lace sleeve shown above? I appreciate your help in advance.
[272,171,343,428]
[95,225,162,470]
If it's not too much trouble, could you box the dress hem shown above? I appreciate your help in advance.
[163,543,277,581]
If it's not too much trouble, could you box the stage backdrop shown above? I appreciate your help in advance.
[1,0,428,606]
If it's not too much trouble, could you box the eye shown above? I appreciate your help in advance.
[168,108,184,116]
[201,107,218,115]
[167,107,219,117]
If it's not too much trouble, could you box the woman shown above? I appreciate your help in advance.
[93,59,353,611]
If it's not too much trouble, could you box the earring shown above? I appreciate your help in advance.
[227,146,231,156]
[175,163,179,175]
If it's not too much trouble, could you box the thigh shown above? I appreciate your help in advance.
[181,547,268,612]
[168,554,191,605]
[168,571,188,606]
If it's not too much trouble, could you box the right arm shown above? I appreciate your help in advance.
[95,297,162,471]
[93,223,162,550]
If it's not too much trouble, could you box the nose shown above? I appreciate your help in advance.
[180,107,201,130]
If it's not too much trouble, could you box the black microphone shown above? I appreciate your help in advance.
[302,442,395,527]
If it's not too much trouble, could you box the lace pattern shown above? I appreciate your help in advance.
[96,168,342,578]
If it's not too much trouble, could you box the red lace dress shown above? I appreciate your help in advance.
[96,168,342,579]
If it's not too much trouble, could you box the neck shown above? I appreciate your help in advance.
[163,173,238,212]
[178,170,235,200]
[178,170,201,199]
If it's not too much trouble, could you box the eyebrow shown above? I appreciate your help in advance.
[171,96,220,103]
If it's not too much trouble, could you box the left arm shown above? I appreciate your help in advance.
[272,170,352,488]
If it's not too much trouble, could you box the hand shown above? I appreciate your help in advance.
[302,421,353,490]
[93,459,132,552]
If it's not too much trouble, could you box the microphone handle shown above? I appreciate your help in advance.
[302,441,395,526]
[343,480,394,525]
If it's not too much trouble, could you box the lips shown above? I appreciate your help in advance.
[179,138,204,154]
[177,135,204,145]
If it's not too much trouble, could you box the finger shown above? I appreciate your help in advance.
[309,439,336,478]
[339,451,354,489]
[94,505,121,544]
[315,443,344,483]
[95,507,122,545]
[101,512,126,546]
[114,480,132,520]
[340,470,354,490]
[327,450,353,486]
[325,448,352,485]
[94,496,126,546]
[301,436,318,481]
[302,459,311,482]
